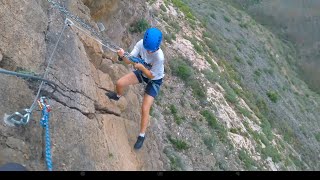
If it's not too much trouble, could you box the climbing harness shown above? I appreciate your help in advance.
[38,97,53,171]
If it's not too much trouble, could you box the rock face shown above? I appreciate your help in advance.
[3,0,317,172]
[0,0,164,171]
[83,0,119,21]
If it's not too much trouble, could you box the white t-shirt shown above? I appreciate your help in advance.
[130,39,165,80]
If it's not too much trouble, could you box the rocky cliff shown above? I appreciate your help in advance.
[0,0,163,171]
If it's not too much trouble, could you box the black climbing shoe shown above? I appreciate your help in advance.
[105,91,120,101]
[134,136,145,150]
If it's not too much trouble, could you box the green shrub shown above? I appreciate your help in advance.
[164,0,169,6]
[168,20,181,32]
[200,110,218,129]
[236,105,252,119]
[254,70,262,77]
[169,58,206,100]
[315,132,320,142]
[200,110,227,142]
[234,56,243,63]
[150,106,154,116]
[164,148,185,171]
[162,15,169,22]
[201,17,209,28]
[261,145,281,163]
[204,69,219,84]
[289,154,304,170]
[129,18,150,33]
[256,98,268,116]
[223,15,231,23]
[267,91,279,103]
[261,118,273,141]
[188,38,203,54]
[205,55,219,71]
[280,121,295,143]
[205,39,220,55]
[239,149,256,170]
[203,135,216,151]
[210,13,216,20]
[263,68,274,75]
[203,31,212,38]
[170,59,193,81]
[225,87,238,104]
[235,42,242,52]
[190,103,199,110]
[160,4,167,12]
[147,0,157,4]
[176,116,183,125]
[250,130,262,144]
[259,133,270,147]
[230,128,239,134]
[169,104,183,125]
[168,136,189,151]
[170,104,177,114]
[187,79,206,99]
[219,59,242,84]
[172,0,195,20]
[164,33,176,44]
[193,42,203,54]
[239,22,249,29]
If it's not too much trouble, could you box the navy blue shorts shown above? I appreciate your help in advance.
[133,70,163,98]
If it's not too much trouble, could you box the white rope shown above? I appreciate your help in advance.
[67,19,149,90]
[29,22,68,112]
[68,19,120,53]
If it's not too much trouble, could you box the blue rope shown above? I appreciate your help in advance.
[40,101,53,171]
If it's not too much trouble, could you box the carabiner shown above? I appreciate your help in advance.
[6,109,31,126]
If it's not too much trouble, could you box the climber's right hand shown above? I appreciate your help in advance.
[117,48,125,58]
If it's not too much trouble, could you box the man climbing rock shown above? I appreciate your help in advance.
[106,27,164,150]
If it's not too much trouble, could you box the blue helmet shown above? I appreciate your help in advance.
[143,27,162,51]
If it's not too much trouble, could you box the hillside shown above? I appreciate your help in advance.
[228,0,320,94]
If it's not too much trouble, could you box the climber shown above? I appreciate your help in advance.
[106,27,164,150]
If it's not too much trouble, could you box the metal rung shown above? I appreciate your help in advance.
[6,109,31,126]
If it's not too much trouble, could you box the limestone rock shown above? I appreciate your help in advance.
[97,70,114,91]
